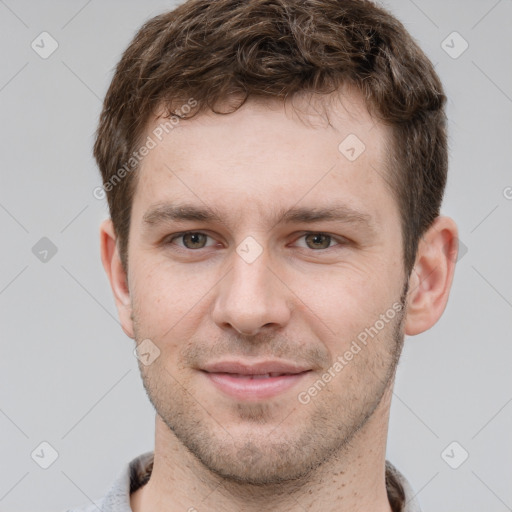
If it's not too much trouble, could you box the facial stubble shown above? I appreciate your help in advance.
[131,282,408,488]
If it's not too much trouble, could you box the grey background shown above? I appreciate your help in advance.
[0,0,511,510]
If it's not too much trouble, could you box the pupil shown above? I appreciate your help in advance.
[308,233,329,249]
[186,233,205,248]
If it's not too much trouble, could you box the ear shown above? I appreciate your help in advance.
[404,216,458,336]
[99,218,134,339]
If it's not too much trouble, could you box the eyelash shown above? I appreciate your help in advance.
[166,231,349,252]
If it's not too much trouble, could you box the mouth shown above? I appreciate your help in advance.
[210,372,304,379]
[199,363,312,401]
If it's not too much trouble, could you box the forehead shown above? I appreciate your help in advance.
[131,88,396,229]
[149,89,386,150]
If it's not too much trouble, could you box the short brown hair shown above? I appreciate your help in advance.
[94,0,447,275]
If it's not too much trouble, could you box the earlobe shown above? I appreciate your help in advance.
[99,218,135,339]
[404,216,458,336]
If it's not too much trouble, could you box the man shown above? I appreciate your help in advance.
[69,0,458,510]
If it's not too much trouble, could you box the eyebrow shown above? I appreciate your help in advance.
[142,202,375,232]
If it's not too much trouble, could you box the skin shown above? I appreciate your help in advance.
[100,88,458,511]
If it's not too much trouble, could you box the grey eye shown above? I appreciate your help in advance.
[181,232,209,249]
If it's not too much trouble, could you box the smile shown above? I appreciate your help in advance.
[201,370,311,401]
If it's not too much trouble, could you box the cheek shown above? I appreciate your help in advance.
[130,258,221,340]
[289,267,403,375]
[130,262,182,326]
[290,266,394,337]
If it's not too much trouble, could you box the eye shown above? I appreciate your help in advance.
[293,232,346,250]
[165,231,348,252]
[168,232,217,250]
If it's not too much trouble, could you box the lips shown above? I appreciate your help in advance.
[200,360,312,400]
[201,360,311,376]
[218,372,295,379]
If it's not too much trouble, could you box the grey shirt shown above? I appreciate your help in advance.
[66,451,422,512]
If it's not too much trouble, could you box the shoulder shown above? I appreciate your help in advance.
[385,460,422,512]
[64,451,154,512]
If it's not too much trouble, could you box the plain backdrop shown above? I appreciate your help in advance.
[0,1,511,511]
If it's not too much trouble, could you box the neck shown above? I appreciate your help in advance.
[131,386,394,512]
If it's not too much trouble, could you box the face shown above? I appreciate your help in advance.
[125,90,408,485]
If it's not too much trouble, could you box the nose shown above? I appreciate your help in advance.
[211,247,292,336]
